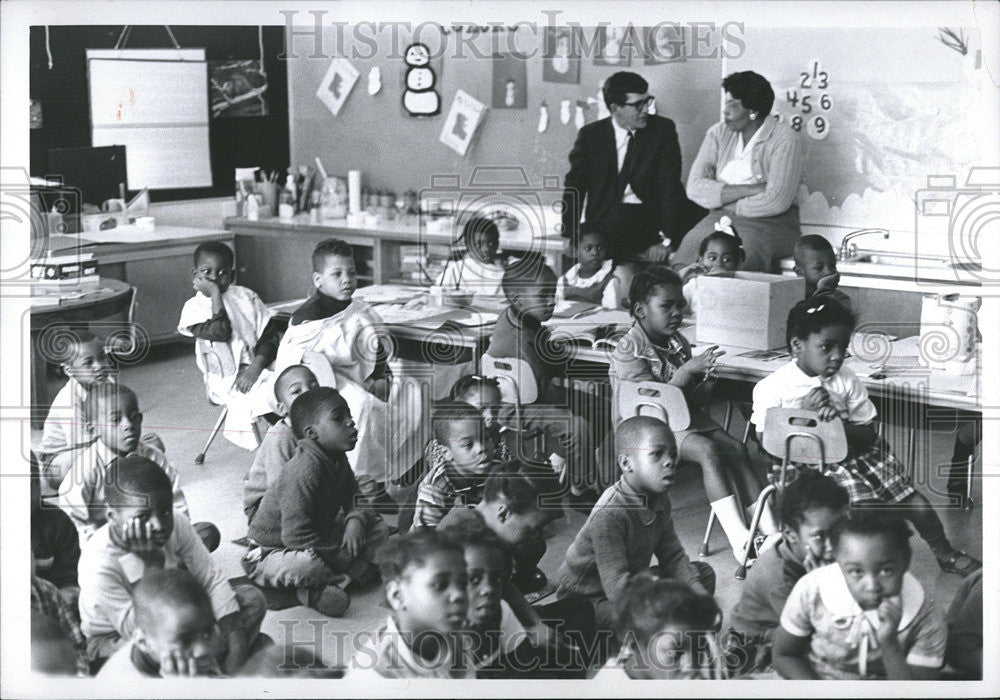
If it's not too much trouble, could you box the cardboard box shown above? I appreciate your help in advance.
[695,272,804,350]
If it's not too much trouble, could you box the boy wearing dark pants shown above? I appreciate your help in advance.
[555,416,715,634]
[244,387,389,617]
[486,256,609,506]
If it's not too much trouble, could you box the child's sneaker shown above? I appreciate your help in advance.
[299,585,350,617]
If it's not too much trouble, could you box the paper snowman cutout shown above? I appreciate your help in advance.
[368,67,382,95]
[403,43,440,116]
[538,101,549,132]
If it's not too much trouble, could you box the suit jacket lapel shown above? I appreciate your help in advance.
[602,119,618,185]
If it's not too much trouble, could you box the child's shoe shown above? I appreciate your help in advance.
[936,549,981,577]
[299,585,350,617]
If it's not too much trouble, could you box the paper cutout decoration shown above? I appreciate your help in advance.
[492,53,527,109]
[560,99,571,124]
[317,58,359,116]
[593,26,633,66]
[440,89,486,155]
[368,66,382,95]
[538,101,549,132]
[403,43,440,116]
[643,25,687,64]
[595,80,610,120]
[542,27,580,84]
[648,98,657,115]
[575,100,586,129]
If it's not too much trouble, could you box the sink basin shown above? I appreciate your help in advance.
[845,253,952,268]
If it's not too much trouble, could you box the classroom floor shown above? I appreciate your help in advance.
[33,341,983,670]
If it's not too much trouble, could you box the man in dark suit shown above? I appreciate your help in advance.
[561,72,704,263]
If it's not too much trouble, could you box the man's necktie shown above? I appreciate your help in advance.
[618,130,635,199]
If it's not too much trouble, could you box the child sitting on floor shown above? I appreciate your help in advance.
[178,241,283,450]
[793,234,852,309]
[773,512,947,680]
[610,265,776,562]
[243,364,319,522]
[555,222,621,310]
[56,383,206,544]
[752,297,980,577]
[274,237,422,498]
[555,416,716,633]
[728,471,849,674]
[97,569,227,678]
[244,387,389,617]
[38,329,113,490]
[412,401,512,530]
[486,254,605,506]
[349,530,476,679]
[595,573,727,680]
[438,216,508,296]
[676,218,745,317]
[31,454,80,605]
[78,455,265,668]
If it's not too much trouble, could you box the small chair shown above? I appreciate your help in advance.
[193,340,265,464]
[615,380,690,432]
[480,354,546,462]
[736,407,848,580]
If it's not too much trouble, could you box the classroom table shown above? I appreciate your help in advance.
[269,285,982,414]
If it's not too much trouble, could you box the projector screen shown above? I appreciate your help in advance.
[88,48,212,190]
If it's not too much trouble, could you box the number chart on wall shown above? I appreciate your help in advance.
[725,26,985,234]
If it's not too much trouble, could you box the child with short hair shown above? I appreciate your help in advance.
[242,364,319,522]
[793,234,852,309]
[274,237,422,495]
[677,220,745,316]
[57,383,192,541]
[349,530,476,679]
[411,401,511,530]
[556,416,716,632]
[752,297,980,576]
[728,471,849,673]
[244,387,389,617]
[438,216,508,295]
[773,512,947,680]
[97,569,225,678]
[78,455,266,667]
[31,454,80,602]
[555,222,621,309]
[595,573,727,680]
[38,329,113,490]
[611,265,775,561]
[178,241,282,450]
[486,255,604,504]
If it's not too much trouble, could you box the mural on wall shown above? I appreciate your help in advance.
[402,43,441,116]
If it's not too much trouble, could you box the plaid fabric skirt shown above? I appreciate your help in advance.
[768,439,915,504]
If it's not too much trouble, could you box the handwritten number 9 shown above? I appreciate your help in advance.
[813,116,826,133]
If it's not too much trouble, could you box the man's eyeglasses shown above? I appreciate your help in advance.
[621,96,654,111]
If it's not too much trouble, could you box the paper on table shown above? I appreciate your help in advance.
[354,285,427,305]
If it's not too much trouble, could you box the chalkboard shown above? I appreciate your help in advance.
[724,25,986,246]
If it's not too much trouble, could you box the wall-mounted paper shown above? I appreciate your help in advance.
[317,58,359,117]
[439,90,486,156]
[87,48,211,190]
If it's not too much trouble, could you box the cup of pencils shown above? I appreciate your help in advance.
[259,171,280,217]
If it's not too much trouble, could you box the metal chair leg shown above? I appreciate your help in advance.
[723,402,734,433]
[195,407,228,465]
[964,453,975,511]
[737,483,777,580]
[700,509,716,557]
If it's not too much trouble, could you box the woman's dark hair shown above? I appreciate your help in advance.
[603,71,649,108]
[722,71,775,117]
[449,374,501,402]
[785,296,856,349]
[778,470,849,531]
[628,265,683,317]
[698,230,745,263]
[831,509,913,565]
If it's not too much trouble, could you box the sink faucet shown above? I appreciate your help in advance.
[838,228,889,261]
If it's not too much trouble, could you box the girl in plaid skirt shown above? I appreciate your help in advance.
[751,297,980,577]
